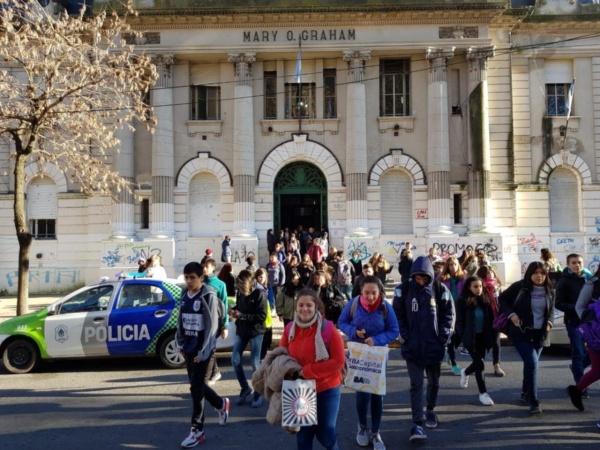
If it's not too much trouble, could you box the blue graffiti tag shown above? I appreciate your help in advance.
[102,251,122,268]
[347,240,372,261]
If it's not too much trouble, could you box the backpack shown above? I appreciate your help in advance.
[578,301,600,351]
[284,319,347,378]
[336,260,353,286]
[392,278,446,318]
[348,296,389,321]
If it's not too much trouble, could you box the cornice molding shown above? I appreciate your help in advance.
[127,9,513,30]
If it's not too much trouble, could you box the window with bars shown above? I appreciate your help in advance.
[546,83,570,116]
[380,59,410,117]
[30,219,56,240]
[323,69,337,119]
[264,71,277,119]
[284,83,316,119]
[190,86,221,120]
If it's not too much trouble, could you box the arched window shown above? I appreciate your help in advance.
[189,172,221,237]
[549,167,581,233]
[27,176,57,239]
[380,169,413,234]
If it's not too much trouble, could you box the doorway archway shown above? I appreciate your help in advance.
[273,162,327,232]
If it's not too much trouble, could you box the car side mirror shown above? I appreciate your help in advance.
[47,304,57,316]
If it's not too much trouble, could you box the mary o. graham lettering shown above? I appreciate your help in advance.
[243,29,356,42]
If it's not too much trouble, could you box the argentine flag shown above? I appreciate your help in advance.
[295,44,302,84]
[566,78,575,120]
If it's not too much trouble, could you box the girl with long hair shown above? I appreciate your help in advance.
[499,262,554,415]
[439,256,466,375]
[476,265,505,377]
[456,276,496,406]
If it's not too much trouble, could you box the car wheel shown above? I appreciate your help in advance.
[159,334,185,369]
[3,339,39,374]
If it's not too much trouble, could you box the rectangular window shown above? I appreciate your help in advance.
[546,83,569,116]
[450,69,461,115]
[284,83,316,119]
[30,219,56,240]
[380,59,410,117]
[323,68,337,119]
[190,86,221,120]
[453,194,463,225]
[141,199,150,229]
[264,71,277,119]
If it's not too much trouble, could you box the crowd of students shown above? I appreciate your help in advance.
[173,238,600,449]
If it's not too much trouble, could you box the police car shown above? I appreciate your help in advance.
[0,276,235,374]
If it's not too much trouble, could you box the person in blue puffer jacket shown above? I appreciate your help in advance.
[338,275,399,450]
[392,256,454,442]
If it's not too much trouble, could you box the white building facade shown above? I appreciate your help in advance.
[1,0,600,293]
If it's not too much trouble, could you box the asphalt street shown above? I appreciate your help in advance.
[1,344,599,450]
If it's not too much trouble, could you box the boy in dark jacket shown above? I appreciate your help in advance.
[393,256,454,442]
[177,262,230,448]
[555,254,592,386]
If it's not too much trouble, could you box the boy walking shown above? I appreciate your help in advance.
[393,256,454,442]
[555,254,592,387]
[177,262,230,448]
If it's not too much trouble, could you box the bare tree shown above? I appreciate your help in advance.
[0,0,157,315]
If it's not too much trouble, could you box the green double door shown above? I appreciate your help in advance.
[273,162,328,232]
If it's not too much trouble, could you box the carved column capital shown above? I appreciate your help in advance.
[467,46,495,82]
[343,49,371,83]
[228,52,256,86]
[426,47,454,83]
[151,53,174,88]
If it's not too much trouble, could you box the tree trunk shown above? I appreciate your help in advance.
[14,149,32,316]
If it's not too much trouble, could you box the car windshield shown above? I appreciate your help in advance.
[58,286,114,314]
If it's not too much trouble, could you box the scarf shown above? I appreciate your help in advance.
[360,294,381,314]
[288,312,329,362]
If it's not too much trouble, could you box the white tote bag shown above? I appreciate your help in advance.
[281,378,318,427]
[344,342,388,396]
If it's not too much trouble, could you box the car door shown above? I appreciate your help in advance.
[106,281,176,356]
[44,284,114,358]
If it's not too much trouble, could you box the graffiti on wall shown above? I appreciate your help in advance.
[230,244,256,264]
[384,241,416,258]
[347,239,372,261]
[552,236,584,253]
[2,267,81,288]
[430,238,501,261]
[595,218,600,233]
[588,237,600,252]
[588,255,600,274]
[517,233,543,253]
[101,243,162,268]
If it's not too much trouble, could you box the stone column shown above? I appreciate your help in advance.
[343,49,371,234]
[228,52,257,236]
[110,120,135,239]
[426,47,455,235]
[467,46,495,234]
[149,54,175,238]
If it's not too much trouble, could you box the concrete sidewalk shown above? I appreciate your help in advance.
[0,295,62,323]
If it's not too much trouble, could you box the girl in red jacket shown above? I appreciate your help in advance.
[280,289,346,450]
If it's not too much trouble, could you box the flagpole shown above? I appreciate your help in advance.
[297,37,302,133]
[561,78,575,152]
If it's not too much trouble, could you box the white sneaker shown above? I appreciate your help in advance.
[479,392,494,406]
[460,368,469,388]
[372,433,386,450]
[356,425,370,447]
[181,427,205,448]
[216,397,230,426]
[207,372,222,386]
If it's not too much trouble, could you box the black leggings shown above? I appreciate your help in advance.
[464,334,488,394]
[448,334,460,365]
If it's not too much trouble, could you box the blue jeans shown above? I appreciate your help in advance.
[297,386,340,450]
[566,323,591,384]
[513,339,543,406]
[356,391,383,434]
[339,285,352,302]
[231,334,264,391]
[268,286,276,308]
